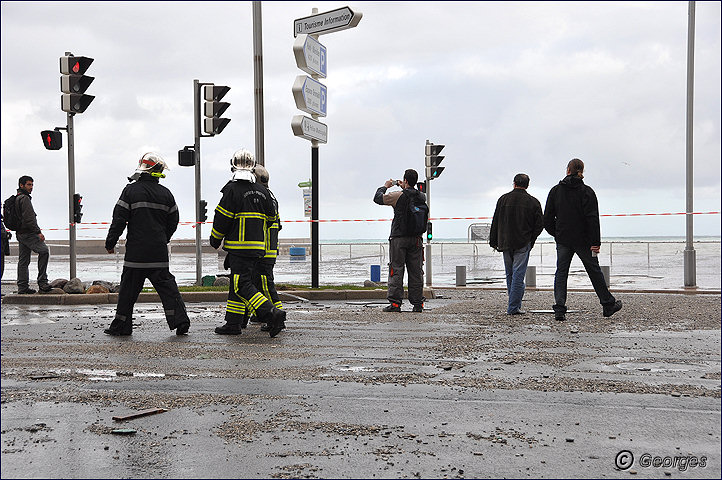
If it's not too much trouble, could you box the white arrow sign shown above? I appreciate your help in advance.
[292,75,327,116]
[294,6,362,37]
[293,34,327,78]
[291,115,328,143]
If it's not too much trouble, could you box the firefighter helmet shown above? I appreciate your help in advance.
[230,149,255,171]
[135,152,169,176]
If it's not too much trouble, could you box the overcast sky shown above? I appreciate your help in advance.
[2,1,720,241]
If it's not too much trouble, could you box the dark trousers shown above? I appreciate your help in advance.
[255,259,283,310]
[224,255,274,325]
[114,267,189,329]
[16,232,49,290]
[553,243,616,315]
[387,236,424,306]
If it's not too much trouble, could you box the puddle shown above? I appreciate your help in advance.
[616,362,708,373]
[49,368,167,381]
[334,365,376,372]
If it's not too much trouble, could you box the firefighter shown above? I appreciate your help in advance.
[211,149,286,337]
[104,153,190,336]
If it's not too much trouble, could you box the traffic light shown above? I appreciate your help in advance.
[425,143,445,180]
[41,130,63,150]
[199,200,208,222]
[178,146,195,166]
[416,181,426,193]
[73,193,83,223]
[203,85,231,135]
[426,222,433,241]
[60,56,95,114]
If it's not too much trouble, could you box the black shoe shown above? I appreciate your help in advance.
[603,300,623,318]
[38,284,53,293]
[555,314,566,321]
[268,309,286,338]
[240,314,249,329]
[260,323,270,332]
[249,315,262,324]
[508,310,526,315]
[412,304,423,313]
[104,320,132,336]
[17,288,37,295]
[383,304,401,313]
[214,322,242,335]
[175,322,190,335]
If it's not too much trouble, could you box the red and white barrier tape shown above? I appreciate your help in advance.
[31,211,722,231]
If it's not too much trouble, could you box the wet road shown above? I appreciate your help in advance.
[1,289,720,478]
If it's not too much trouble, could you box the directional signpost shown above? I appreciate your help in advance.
[293,34,327,78]
[291,115,327,143]
[294,6,363,37]
[291,6,361,287]
[292,75,327,116]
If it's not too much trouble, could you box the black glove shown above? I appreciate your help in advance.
[210,235,221,249]
[223,254,230,270]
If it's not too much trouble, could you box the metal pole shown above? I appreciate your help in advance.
[425,140,433,286]
[310,8,320,288]
[193,79,203,286]
[252,1,265,166]
[311,143,319,288]
[683,1,697,287]
[67,111,76,280]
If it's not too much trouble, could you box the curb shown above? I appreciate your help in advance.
[0,287,437,305]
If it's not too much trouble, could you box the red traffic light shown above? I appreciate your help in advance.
[60,56,93,76]
[41,130,62,150]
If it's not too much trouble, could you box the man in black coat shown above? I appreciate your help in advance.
[489,173,544,315]
[103,153,190,336]
[543,158,622,321]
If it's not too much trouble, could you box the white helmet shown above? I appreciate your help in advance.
[135,152,169,176]
[230,149,255,171]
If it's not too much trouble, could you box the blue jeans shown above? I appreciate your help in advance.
[553,243,615,315]
[502,242,531,314]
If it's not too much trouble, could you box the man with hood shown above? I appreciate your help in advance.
[210,149,286,338]
[543,158,622,321]
[374,168,426,313]
[103,153,190,336]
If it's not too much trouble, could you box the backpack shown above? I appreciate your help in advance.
[402,190,429,236]
[2,195,20,231]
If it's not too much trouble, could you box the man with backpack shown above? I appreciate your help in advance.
[8,176,51,294]
[374,169,427,313]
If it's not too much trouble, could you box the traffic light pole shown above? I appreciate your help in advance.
[67,112,77,280]
[193,79,203,286]
[425,174,432,287]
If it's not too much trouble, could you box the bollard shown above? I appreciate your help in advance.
[456,266,467,287]
[370,265,381,283]
[525,265,537,287]
[601,265,610,287]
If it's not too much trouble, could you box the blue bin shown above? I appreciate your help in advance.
[289,247,306,257]
[370,264,381,282]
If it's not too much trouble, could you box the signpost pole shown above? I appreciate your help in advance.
[311,141,319,288]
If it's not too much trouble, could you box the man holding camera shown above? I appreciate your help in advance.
[373,169,426,313]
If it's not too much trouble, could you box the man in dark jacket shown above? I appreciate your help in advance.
[489,173,544,315]
[15,175,51,294]
[374,168,426,312]
[543,158,622,321]
[103,153,190,336]
[211,149,286,338]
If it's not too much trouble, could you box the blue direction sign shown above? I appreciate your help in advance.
[294,6,362,37]
[293,34,327,78]
[292,75,327,117]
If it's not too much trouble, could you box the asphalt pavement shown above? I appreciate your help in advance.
[1,288,720,479]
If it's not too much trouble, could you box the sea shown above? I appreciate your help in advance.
[2,236,720,292]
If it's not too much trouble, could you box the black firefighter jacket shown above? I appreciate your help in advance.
[105,174,179,268]
[489,188,544,252]
[543,174,601,248]
[210,179,275,258]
